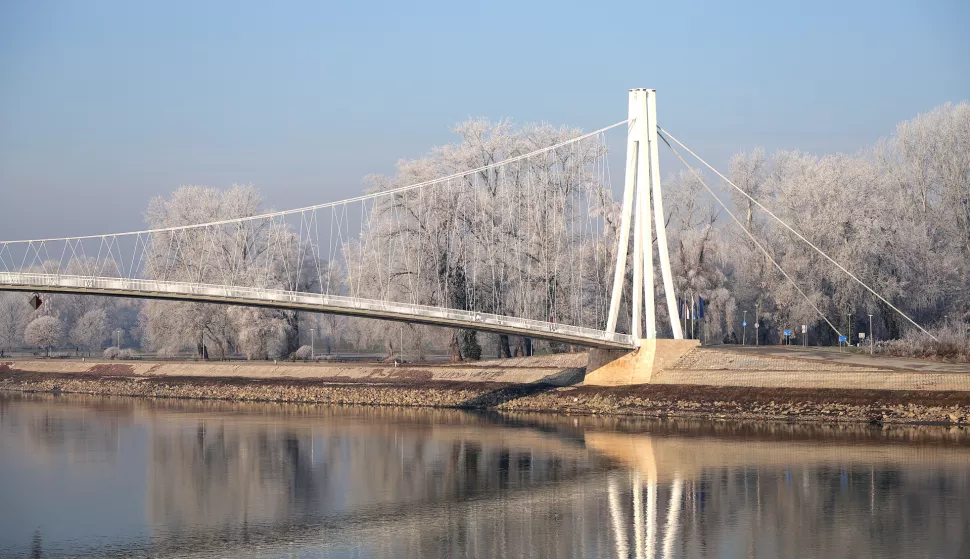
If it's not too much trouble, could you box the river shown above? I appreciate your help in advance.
[0,392,968,558]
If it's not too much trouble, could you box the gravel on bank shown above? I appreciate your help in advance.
[1,370,969,426]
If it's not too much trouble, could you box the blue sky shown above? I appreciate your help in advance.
[1,0,967,240]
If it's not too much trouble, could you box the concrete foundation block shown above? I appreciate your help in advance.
[584,339,700,386]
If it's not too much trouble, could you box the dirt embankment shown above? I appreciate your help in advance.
[2,369,969,426]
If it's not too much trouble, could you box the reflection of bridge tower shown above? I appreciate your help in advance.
[607,89,684,342]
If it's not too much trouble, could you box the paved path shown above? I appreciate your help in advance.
[718,345,970,373]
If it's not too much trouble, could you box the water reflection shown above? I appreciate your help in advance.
[1,393,968,558]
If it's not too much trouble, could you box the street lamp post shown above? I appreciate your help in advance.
[742,310,747,346]
[310,328,315,360]
[868,314,873,356]
[755,303,760,347]
[115,329,122,349]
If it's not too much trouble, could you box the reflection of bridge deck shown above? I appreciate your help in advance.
[0,273,635,349]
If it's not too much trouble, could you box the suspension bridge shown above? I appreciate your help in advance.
[0,89,931,351]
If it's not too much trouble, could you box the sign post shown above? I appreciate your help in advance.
[742,310,748,345]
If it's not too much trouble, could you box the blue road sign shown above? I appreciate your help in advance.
[783,329,791,337]
[742,321,747,327]
[839,335,847,343]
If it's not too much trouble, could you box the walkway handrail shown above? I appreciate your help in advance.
[0,272,636,349]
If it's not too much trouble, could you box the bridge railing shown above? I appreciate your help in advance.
[0,272,635,347]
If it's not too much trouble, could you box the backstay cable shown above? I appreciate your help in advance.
[657,131,843,339]
[658,127,937,342]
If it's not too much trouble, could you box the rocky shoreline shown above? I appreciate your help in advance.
[2,369,969,426]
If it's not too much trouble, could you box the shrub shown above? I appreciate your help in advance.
[882,325,969,362]
[157,346,180,359]
[118,348,135,360]
[103,346,120,359]
[295,345,313,360]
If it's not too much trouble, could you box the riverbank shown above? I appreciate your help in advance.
[3,367,969,426]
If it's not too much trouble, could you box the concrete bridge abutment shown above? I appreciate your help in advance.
[584,339,700,386]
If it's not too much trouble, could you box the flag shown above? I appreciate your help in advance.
[698,296,706,319]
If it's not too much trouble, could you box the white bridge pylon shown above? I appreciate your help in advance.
[0,89,687,350]
[607,89,684,342]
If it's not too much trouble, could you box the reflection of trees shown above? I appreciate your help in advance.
[146,414,603,542]
[3,395,969,558]
[149,422,320,533]
[140,410,970,558]
[0,395,127,464]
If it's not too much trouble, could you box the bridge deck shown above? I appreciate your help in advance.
[0,273,635,349]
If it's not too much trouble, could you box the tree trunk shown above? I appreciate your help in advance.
[450,330,463,361]
[461,330,482,360]
[498,335,512,359]
[883,307,900,340]
[285,311,300,356]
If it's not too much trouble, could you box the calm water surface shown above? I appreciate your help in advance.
[1,392,968,558]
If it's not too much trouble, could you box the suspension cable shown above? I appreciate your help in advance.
[3,120,630,243]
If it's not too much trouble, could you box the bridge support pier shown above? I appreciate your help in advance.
[584,339,699,386]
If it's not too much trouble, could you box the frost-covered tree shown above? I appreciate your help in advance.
[37,102,960,356]
[70,309,108,352]
[24,316,63,356]
[348,118,617,358]
[663,169,732,342]
[0,293,30,353]
[231,306,290,360]
[710,101,970,344]
[138,184,322,358]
